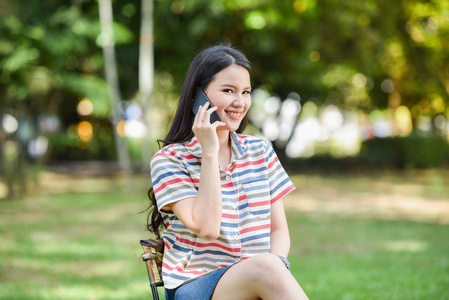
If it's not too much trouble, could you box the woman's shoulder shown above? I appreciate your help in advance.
[236,133,271,150]
[151,139,199,163]
[151,143,184,161]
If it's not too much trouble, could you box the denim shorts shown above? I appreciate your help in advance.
[165,263,239,300]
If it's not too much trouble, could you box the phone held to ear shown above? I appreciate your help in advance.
[191,89,222,123]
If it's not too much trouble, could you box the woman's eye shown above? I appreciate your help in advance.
[223,89,233,93]
[243,91,251,95]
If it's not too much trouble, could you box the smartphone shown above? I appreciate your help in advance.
[191,89,222,123]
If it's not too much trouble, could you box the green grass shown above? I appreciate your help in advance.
[0,191,153,300]
[288,215,449,299]
[0,170,448,299]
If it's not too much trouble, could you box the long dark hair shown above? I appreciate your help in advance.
[146,44,251,238]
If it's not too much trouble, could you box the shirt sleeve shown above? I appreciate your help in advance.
[263,141,296,204]
[150,148,198,214]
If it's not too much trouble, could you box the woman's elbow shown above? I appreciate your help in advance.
[197,228,220,241]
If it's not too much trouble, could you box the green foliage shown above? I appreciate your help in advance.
[279,134,449,170]
[60,74,111,117]
[1,0,448,163]
[360,134,449,168]
[47,131,116,161]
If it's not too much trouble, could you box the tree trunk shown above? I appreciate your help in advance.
[98,0,132,175]
[139,0,155,174]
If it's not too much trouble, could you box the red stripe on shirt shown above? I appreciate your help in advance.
[179,153,199,159]
[271,184,295,204]
[185,139,199,148]
[234,158,266,168]
[176,237,241,253]
[154,177,197,194]
[222,213,238,219]
[193,242,241,253]
[164,241,171,251]
[267,156,279,169]
[249,200,271,207]
[162,262,207,275]
[237,195,246,202]
[240,224,271,234]
[221,182,234,188]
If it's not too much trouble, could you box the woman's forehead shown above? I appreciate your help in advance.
[211,65,251,86]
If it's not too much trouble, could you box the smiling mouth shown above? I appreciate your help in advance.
[225,110,244,119]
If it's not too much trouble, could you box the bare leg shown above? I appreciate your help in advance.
[212,253,309,300]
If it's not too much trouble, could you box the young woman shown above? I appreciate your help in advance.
[147,45,309,300]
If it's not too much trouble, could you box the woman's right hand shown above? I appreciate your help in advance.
[169,102,226,241]
[192,102,226,155]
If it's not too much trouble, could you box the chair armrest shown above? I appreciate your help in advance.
[140,238,164,285]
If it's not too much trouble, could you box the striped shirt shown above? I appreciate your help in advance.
[150,132,295,289]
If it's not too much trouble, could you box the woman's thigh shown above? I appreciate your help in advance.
[211,253,301,300]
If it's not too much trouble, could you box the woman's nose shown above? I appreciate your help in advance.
[233,95,245,107]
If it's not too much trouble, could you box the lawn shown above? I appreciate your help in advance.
[0,168,448,299]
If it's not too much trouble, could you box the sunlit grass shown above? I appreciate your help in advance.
[0,190,152,300]
[288,215,449,299]
[0,170,448,299]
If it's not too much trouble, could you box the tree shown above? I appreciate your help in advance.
[139,0,155,172]
[98,0,132,174]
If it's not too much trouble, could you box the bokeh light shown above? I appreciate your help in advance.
[77,98,94,116]
[116,120,126,137]
[352,73,367,88]
[4,140,19,160]
[309,51,320,62]
[125,102,143,120]
[434,114,446,130]
[77,121,93,142]
[28,136,49,158]
[417,116,432,132]
[38,114,61,134]
[277,96,301,145]
[262,117,279,141]
[2,114,19,134]
[124,119,147,138]
[381,79,395,93]
[293,0,307,14]
[264,96,281,115]
[321,105,344,132]
[171,1,185,14]
[394,106,413,136]
[286,117,321,158]
[245,11,266,30]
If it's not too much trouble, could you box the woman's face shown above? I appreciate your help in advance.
[204,64,251,132]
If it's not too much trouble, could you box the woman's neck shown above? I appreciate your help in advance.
[217,130,231,149]
[217,130,232,170]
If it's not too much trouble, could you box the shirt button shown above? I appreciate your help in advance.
[226,175,231,181]
[234,235,240,240]
[232,204,237,209]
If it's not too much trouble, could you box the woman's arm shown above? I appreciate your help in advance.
[170,153,222,240]
[270,199,291,257]
[169,103,226,241]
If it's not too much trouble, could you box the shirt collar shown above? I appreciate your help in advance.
[230,131,246,159]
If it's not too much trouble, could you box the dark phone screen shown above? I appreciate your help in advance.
[191,90,222,123]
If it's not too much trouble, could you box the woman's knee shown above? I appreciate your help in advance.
[245,254,290,286]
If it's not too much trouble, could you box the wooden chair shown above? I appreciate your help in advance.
[140,239,164,300]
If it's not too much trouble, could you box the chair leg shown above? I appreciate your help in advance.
[151,284,160,300]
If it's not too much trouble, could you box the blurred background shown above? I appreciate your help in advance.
[1,0,448,299]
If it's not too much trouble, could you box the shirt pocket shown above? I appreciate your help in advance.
[241,177,271,219]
